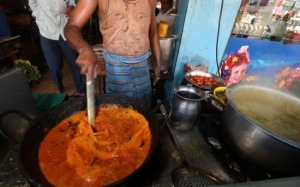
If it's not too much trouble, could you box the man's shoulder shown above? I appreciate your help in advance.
[147,0,156,8]
[98,0,107,8]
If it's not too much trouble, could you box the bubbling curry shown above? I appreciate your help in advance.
[231,90,300,144]
[236,102,300,144]
[38,104,152,187]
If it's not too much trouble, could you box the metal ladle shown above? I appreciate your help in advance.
[86,75,95,128]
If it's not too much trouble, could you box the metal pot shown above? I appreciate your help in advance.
[148,35,177,72]
[0,94,171,186]
[220,83,300,177]
[170,86,205,131]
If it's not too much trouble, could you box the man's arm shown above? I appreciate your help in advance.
[148,0,161,86]
[64,0,99,82]
[65,0,76,17]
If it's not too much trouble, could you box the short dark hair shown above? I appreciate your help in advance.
[160,0,173,3]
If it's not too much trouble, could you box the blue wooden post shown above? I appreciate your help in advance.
[165,0,242,101]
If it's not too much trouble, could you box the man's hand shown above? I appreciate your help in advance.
[63,0,99,83]
[76,47,99,84]
[65,6,75,18]
[152,66,160,86]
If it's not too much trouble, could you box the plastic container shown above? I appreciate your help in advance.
[184,54,208,73]
[158,20,169,38]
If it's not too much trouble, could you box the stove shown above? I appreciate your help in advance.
[1,101,300,187]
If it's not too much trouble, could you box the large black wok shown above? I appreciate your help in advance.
[0,94,170,187]
[220,83,300,177]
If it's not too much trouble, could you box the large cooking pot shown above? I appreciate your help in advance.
[220,83,300,177]
[0,94,171,186]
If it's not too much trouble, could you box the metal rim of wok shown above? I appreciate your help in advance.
[225,83,300,149]
[16,94,160,187]
[184,70,227,91]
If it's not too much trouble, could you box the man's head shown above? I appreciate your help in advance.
[160,0,173,14]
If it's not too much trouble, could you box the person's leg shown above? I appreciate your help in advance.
[40,35,64,92]
[59,36,86,94]
[0,11,11,37]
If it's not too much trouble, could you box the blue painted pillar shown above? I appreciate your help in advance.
[165,0,242,100]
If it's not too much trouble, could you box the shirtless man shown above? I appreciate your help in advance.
[64,0,161,107]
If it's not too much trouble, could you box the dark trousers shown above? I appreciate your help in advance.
[40,35,85,93]
[0,11,11,37]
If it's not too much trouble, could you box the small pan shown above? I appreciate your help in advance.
[185,71,226,92]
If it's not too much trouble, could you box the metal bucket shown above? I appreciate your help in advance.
[148,35,177,72]
[170,86,205,131]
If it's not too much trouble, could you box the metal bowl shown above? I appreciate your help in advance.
[148,35,177,72]
[184,70,226,91]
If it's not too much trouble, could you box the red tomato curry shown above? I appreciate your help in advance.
[188,75,221,88]
[38,104,151,187]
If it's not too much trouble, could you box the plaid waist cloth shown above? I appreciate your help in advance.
[104,51,152,107]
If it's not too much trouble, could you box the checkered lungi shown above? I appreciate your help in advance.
[104,50,152,107]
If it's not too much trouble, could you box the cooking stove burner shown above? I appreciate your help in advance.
[207,137,222,149]
[171,165,221,187]
[197,115,248,183]
[198,115,282,182]
[206,135,241,174]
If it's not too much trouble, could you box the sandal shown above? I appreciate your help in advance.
[73,92,86,97]
[54,88,63,94]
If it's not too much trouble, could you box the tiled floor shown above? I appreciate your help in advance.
[30,62,104,96]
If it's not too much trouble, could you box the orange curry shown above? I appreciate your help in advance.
[188,75,221,88]
[38,104,151,187]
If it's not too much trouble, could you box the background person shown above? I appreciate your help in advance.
[156,0,175,35]
[221,46,251,86]
[64,0,161,107]
[0,0,11,37]
[159,0,173,14]
[28,0,86,96]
